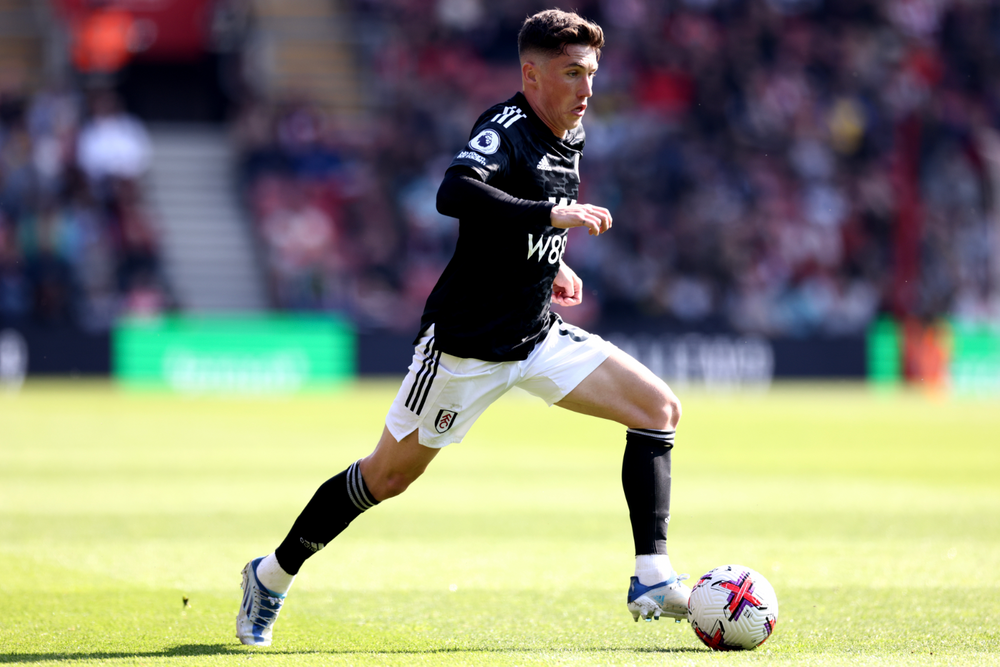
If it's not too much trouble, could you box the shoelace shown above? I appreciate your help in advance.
[249,587,283,625]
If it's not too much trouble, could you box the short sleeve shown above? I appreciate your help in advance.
[447,124,512,183]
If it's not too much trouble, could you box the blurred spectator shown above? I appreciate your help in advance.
[259,181,337,309]
[77,91,151,184]
[0,218,30,324]
[0,82,169,330]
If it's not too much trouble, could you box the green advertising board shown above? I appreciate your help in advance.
[950,321,1000,393]
[114,315,355,393]
[866,318,902,387]
[866,318,1000,394]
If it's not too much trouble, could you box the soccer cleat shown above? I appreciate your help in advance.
[237,557,286,646]
[627,572,691,622]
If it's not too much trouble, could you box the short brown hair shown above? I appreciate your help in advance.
[517,9,604,60]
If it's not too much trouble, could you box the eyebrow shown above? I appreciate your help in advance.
[565,60,598,71]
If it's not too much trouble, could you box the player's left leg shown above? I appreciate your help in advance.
[517,322,687,622]
[555,347,689,621]
[554,346,679,429]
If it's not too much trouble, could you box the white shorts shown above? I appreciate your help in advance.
[385,319,616,448]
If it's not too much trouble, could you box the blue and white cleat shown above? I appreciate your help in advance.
[237,557,286,646]
[627,572,691,622]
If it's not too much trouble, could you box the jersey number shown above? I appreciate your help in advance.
[527,233,565,265]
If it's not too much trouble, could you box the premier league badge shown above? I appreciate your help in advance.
[469,129,500,155]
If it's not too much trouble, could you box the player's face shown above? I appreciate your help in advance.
[525,44,599,138]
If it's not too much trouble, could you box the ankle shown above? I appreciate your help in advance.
[256,553,295,595]
[635,554,673,586]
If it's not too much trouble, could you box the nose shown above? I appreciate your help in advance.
[580,75,593,98]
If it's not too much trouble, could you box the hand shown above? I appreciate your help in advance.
[550,203,612,236]
[552,262,583,307]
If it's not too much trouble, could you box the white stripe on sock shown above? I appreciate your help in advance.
[345,462,369,511]
[349,461,376,510]
[354,463,376,507]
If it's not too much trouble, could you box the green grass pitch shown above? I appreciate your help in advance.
[1,380,999,666]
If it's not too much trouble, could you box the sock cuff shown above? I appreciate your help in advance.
[634,554,674,585]
[626,428,675,448]
[346,460,379,511]
[256,553,295,595]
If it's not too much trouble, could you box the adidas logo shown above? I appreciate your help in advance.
[536,154,555,171]
[299,538,326,553]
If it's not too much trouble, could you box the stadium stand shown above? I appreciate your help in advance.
[240,0,1000,337]
[0,84,173,330]
[5,0,999,343]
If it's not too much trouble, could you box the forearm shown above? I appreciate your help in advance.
[436,168,554,225]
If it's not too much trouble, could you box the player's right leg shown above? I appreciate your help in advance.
[237,426,435,646]
[237,427,436,646]
[237,325,507,646]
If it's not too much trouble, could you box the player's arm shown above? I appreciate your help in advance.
[552,260,583,307]
[437,168,612,235]
[437,167,554,225]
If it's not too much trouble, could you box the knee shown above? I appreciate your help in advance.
[359,429,436,502]
[360,459,423,501]
[374,471,418,500]
[661,392,682,430]
[642,390,681,431]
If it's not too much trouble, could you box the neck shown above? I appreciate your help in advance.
[522,90,566,139]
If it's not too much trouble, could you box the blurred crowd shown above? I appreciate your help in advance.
[240,0,999,336]
[0,86,169,330]
[10,1,998,338]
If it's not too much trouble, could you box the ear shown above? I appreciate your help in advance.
[521,60,539,88]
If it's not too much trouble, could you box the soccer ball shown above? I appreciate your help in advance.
[687,564,778,651]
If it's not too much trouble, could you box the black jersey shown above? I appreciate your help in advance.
[420,91,585,362]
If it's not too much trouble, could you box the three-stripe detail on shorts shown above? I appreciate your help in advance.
[405,336,441,416]
[346,460,376,512]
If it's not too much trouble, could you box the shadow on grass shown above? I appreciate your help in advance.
[1,643,706,662]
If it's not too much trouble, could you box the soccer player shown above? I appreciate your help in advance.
[237,9,688,646]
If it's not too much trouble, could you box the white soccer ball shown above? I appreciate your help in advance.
[687,564,778,651]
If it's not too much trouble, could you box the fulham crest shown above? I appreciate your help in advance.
[435,409,458,433]
[469,129,501,155]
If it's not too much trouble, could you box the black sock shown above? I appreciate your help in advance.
[274,460,379,575]
[621,428,674,555]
